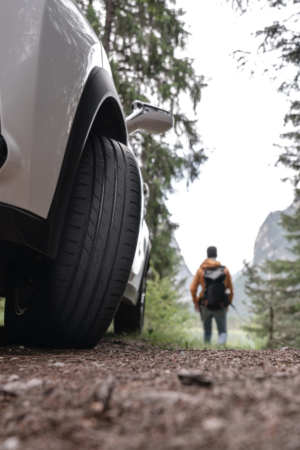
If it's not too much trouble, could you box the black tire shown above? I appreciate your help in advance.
[4,134,141,348]
[114,254,149,334]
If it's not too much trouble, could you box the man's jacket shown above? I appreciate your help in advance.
[190,258,234,305]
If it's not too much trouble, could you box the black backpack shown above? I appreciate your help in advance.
[202,266,229,310]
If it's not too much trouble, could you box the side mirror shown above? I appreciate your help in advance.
[126,101,174,135]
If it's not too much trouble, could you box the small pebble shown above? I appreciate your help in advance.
[26,379,43,389]
[0,378,43,395]
[52,362,65,367]
[202,417,226,431]
[178,369,212,387]
[8,375,19,382]
[0,436,20,450]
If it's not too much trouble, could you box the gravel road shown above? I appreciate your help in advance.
[1,327,300,450]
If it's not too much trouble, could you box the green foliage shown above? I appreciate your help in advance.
[85,4,101,36]
[268,202,300,346]
[242,261,283,346]
[143,267,198,348]
[76,0,207,277]
[243,202,300,348]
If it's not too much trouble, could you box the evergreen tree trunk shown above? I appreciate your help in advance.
[269,306,274,347]
[104,0,114,54]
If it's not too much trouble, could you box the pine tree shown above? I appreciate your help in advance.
[76,0,206,277]
[243,199,300,347]
[268,200,300,347]
[242,261,282,347]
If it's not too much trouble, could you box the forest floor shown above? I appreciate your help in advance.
[1,328,300,450]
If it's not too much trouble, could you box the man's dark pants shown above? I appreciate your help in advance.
[200,305,227,345]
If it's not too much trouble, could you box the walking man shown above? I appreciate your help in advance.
[190,246,233,345]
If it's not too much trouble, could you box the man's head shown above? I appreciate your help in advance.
[207,246,217,258]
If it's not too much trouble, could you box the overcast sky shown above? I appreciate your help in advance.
[167,0,295,276]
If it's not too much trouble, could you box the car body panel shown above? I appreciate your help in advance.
[0,0,105,218]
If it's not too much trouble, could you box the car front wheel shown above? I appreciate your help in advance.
[5,134,141,348]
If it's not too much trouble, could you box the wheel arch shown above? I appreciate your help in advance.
[46,67,128,259]
[0,67,128,261]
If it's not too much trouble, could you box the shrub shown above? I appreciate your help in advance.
[143,268,198,348]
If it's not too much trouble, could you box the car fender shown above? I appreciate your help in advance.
[47,66,127,258]
[0,0,127,257]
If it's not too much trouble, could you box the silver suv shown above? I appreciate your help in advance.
[0,0,173,348]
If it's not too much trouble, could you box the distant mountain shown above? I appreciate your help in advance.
[232,204,296,316]
[253,204,295,264]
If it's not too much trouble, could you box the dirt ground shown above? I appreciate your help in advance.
[1,328,300,450]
